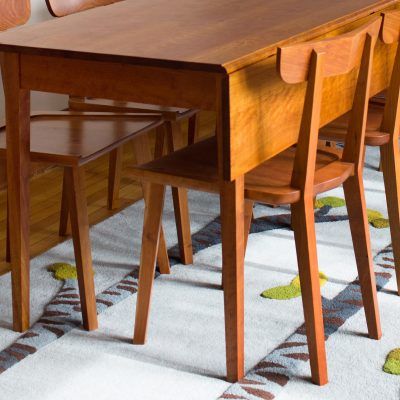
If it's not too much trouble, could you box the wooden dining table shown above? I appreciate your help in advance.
[0,0,398,382]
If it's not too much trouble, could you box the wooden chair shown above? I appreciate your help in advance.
[320,10,400,294]
[127,18,383,384]
[0,1,172,332]
[45,0,197,265]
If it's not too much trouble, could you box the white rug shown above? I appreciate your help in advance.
[0,146,399,400]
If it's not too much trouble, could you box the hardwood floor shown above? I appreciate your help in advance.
[0,112,215,276]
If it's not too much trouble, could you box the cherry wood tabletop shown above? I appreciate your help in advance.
[0,0,397,73]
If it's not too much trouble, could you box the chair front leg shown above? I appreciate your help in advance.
[292,195,327,386]
[343,174,381,339]
[65,166,98,331]
[133,183,166,344]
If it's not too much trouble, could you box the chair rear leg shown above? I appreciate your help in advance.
[343,174,381,339]
[292,196,327,386]
[59,168,70,237]
[133,183,166,344]
[381,142,400,295]
[107,147,123,210]
[65,166,98,331]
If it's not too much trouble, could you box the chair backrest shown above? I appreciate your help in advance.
[379,10,400,140]
[0,0,30,31]
[45,0,122,17]
[277,17,381,192]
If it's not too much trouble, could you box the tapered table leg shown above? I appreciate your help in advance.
[2,53,31,332]
[220,177,245,383]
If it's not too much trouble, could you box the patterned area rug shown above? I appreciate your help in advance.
[0,147,399,399]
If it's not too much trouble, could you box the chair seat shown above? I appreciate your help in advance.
[320,102,389,146]
[130,137,354,204]
[0,112,163,166]
[70,98,197,121]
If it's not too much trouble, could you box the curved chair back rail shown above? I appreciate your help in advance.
[381,9,400,44]
[45,0,122,17]
[380,10,400,136]
[0,0,30,31]
[277,17,381,192]
[278,18,382,84]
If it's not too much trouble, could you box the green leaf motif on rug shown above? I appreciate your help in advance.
[313,197,389,229]
[47,263,78,281]
[314,196,346,209]
[261,272,328,300]
[367,209,390,229]
[383,348,400,375]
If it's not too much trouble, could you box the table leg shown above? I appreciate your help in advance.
[1,53,31,332]
[220,177,245,382]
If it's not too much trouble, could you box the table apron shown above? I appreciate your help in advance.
[19,54,220,111]
[227,35,395,180]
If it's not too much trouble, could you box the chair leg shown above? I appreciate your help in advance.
[292,196,327,386]
[65,166,98,331]
[59,168,70,237]
[343,174,381,339]
[165,121,193,265]
[380,141,400,295]
[171,188,193,264]
[244,199,254,254]
[154,125,165,159]
[132,134,170,275]
[6,199,10,263]
[188,113,198,145]
[107,147,123,210]
[133,183,166,344]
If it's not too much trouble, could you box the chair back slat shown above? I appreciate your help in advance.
[278,18,381,84]
[45,0,122,17]
[278,17,381,193]
[0,0,30,31]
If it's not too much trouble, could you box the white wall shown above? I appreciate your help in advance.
[0,0,68,119]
